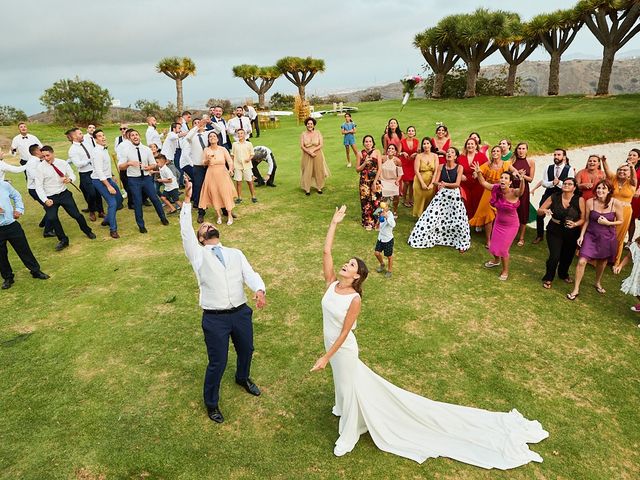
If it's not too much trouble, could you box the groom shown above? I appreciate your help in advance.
[180,177,266,423]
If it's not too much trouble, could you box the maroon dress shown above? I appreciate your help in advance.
[511,157,531,225]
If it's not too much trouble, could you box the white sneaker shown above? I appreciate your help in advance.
[227,217,234,225]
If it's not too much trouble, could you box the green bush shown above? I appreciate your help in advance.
[134,99,162,118]
[40,76,111,125]
[269,92,295,110]
[422,66,522,98]
[206,98,232,113]
[0,105,28,126]
[359,90,383,102]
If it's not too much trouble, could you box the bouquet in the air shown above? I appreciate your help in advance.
[400,75,422,109]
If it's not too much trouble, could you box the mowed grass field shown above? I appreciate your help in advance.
[1,95,639,480]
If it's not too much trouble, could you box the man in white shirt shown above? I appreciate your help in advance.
[251,146,277,187]
[181,111,192,133]
[10,122,41,166]
[67,127,104,221]
[0,148,26,182]
[211,105,231,150]
[180,177,266,423]
[114,123,129,150]
[24,144,54,237]
[91,129,123,239]
[533,148,576,244]
[117,130,169,233]
[0,181,49,290]
[227,106,252,143]
[84,125,96,149]
[116,128,134,209]
[185,119,209,223]
[244,104,259,138]
[36,146,96,251]
[145,116,163,149]
[160,122,184,183]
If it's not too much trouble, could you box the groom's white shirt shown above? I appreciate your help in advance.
[180,202,265,310]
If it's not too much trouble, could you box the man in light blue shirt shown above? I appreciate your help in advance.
[0,181,49,289]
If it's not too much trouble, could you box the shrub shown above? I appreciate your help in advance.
[422,66,522,98]
[134,99,162,118]
[269,92,295,110]
[0,105,28,126]
[359,90,383,102]
[206,98,232,113]
[40,77,111,125]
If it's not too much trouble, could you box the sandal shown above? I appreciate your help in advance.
[563,277,574,284]
[566,292,579,301]
[542,281,552,289]
[517,239,525,247]
[499,274,508,281]
[594,285,606,294]
[484,261,501,268]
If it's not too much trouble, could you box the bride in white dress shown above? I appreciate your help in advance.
[311,205,549,469]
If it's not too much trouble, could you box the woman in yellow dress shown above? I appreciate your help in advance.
[469,146,513,248]
[300,117,330,195]
[602,156,636,265]
[412,138,438,217]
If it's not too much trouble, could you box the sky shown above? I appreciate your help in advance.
[2,0,639,115]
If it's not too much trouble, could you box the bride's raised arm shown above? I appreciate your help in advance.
[323,205,347,287]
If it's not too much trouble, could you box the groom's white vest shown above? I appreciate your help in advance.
[196,246,247,309]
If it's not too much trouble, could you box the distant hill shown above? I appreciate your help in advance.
[333,57,640,101]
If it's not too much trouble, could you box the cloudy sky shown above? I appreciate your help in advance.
[2,0,639,114]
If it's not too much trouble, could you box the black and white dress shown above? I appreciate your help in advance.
[408,165,471,251]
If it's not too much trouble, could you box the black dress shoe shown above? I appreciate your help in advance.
[196,215,204,224]
[55,241,69,251]
[86,232,97,239]
[161,218,169,226]
[101,220,109,227]
[236,378,261,396]
[143,200,152,207]
[267,183,276,187]
[81,208,90,213]
[43,230,56,238]
[31,271,50,280]
[1,278,14,289]
[207,406,224,423]
[139,226,148,234]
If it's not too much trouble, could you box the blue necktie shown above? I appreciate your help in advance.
[212,246,225,267]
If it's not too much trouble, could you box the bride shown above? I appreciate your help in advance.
[311,205,548,469]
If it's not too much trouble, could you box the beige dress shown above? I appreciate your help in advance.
[198,147,237,212]
[301,132,330,192]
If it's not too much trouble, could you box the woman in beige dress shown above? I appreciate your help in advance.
[199,132,237,225]
[300,117,330,195]
[412,137,438,217]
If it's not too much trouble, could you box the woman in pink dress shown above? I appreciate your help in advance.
[399,126,419,207]
[431,124,450,165]
[381,118,402,153]
[458,137,488,219]
[474,165,526,281]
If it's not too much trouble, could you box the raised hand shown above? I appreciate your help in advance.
[332,205,347,224]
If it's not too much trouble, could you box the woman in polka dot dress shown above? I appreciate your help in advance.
[408,147,471,253]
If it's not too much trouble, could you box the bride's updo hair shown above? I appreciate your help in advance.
[352,257,369,297]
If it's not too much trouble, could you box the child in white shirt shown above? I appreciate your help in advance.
[373,201,396,278]
[156,154,182,214]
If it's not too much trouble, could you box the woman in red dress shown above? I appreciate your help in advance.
[431,124,450,165]
[626,148,640,242]
[399,126,419,207]
[575,154,606,202]
[381,118,403,153]
[458,137,488,219]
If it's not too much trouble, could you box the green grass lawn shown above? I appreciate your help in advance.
[1,96,639,479]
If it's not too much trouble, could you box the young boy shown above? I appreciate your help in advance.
[231,129,257,203]
[373,201,396,278]
[155,154,182,214]
[340,113,357,168]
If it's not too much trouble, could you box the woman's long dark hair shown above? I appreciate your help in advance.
[352,257,369,297]
[381,118,403,146]
[594,179,614,208]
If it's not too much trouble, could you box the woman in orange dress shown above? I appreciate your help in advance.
[469,146,512,248]
[575,155,606,201]
[602,156,636,265]
[198,132,237,225]
[381,118,403,153]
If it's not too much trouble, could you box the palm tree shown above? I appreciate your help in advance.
[435,9,512,98]
[496,17,540,96]
[232,65,281,108]
[528,10,583,96]
[575,0,640,95]
[156,57,196,113]
[413,27,460,98]
[275,56,325,101]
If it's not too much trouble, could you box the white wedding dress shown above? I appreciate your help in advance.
[322,281,548,469]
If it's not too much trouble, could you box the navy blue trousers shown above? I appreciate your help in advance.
[201,304,254,408]
[127,175,166,228]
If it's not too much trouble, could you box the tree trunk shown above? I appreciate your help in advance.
[176,78,184,113]
[432,72,445,98]
[547,52,561,96]
[505,63,518,96]
[464,61,479,98]
[258,93,266,109]
[297,84,306,101]
[596,45,616,96]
